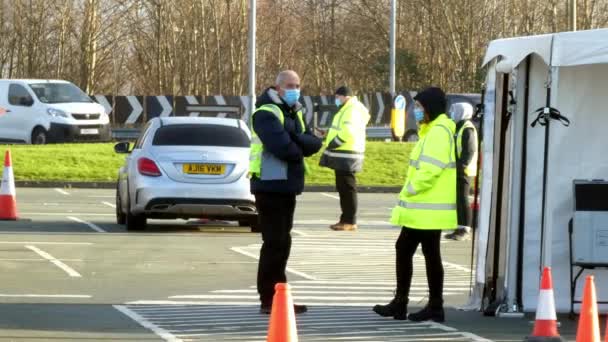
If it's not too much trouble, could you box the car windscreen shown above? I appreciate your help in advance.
[29,83,93,104]
[152,124,250,147]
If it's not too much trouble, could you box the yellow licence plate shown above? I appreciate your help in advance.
[183,163,225,175]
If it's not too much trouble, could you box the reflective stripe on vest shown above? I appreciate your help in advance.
[398,200,457,211]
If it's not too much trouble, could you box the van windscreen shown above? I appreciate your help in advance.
[29,83,93,104]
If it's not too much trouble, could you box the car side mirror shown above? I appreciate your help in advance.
[20,97,33,107]
[114,141,131,154]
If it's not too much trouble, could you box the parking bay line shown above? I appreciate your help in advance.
[54,188,70,196]
[25,245,82,277]
[68,216,107,233]
[0,294,91,298]
[102,201,116,208]
[321,193,340,200]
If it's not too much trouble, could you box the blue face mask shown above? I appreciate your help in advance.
[281,89,300,107]
[334,98,342,107]
[414,107,425,122]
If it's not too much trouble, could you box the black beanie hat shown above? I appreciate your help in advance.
[335,86,352,97]
[414,87,447,120]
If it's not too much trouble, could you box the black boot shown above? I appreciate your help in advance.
[372,295,408,320]
[408,300,444,322]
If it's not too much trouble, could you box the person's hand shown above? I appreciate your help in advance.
[314,127,327,138]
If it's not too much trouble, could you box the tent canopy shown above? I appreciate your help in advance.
[476,28,608,314]
[482,28,608,69]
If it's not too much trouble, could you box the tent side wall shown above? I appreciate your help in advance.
[544,63,608,312]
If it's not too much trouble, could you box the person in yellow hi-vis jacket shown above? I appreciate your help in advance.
[319,86,371,231]
[373,87,457,322]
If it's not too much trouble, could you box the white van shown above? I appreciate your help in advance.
[0,79,111,144]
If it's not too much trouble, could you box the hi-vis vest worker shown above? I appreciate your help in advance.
[391,113,457,230]
[319,96,370,172]
[250,104,307,179]
[456,120,478,176]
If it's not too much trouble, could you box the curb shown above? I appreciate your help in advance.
[15,181,400,193]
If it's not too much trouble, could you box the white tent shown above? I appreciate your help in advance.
[474,28,608,314]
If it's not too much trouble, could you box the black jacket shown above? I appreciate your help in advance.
[250,87,322,194]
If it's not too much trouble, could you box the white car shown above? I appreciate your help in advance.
[114,116,257,231]
[0,79,110,144]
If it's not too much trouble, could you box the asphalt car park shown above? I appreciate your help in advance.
[0,188,579,341]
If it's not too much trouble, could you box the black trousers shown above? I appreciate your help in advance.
[255,192,296,305]
[395,227,444,305]
[456,174,473,228]
[335,170,357,224]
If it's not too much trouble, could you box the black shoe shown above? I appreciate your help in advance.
[408,305,445,322]
[259,304,308,315]
[444,228,471,241]
[372,296,408,320]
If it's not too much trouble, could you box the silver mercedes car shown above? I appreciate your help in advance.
[114,116,257,231]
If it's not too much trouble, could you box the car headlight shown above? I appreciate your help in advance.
[47,108,69,118]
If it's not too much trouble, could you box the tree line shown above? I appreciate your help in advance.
[1,0,606,96]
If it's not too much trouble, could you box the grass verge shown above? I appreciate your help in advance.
[1,142,413,187]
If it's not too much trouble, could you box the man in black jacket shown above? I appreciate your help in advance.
[445,102,478,241]
[250,70,322,314]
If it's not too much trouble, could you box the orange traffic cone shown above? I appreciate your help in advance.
[0,150,18,220]
[267,283,298,342]
[604,314,608,342]
[576,275,600,342]
[525,267,565,341]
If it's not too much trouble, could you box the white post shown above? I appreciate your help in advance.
[248,0,257,121]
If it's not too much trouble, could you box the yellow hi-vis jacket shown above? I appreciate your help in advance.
[456,120,478,177]
[249,104,307,178]
[390,114,457,230]
[319,97,370,172]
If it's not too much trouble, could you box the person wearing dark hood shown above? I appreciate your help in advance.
[319,86,370,231]
[249,70,322,315]
[445,102,478,241]
[373,87,457,322]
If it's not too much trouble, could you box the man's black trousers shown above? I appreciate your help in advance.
[395,227,444,305]
[335,170,357,224]
[255,192,296,305]
[456,175,473,228]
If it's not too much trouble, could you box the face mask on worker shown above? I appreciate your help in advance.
[414,107,425,122]
[334,98,342,107]
[281,88,301,107]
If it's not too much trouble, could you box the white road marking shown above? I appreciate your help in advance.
[68,216,107,233]
[54,188,70,196]
[22,212,113,216]
[87,195,114,198]
[113,305,183,342]
[0,241,92,245]
[321,192,340,200]
[0,258,82,262]
[230,246,316,280]
[0,294,91,298]
[25,245,82,277]
[102,201,116,208]
[291,229,308,237]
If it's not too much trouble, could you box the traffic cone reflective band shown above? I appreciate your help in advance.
[577,275,600,342]
[0,150,18,221]
[525,267,565,341]
[267,283,298,342]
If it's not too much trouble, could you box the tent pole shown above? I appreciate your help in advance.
[516,55,531,310]
[469,87,485,295]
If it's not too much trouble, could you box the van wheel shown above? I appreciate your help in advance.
[116,187,126,225]
[31,127,48,145]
